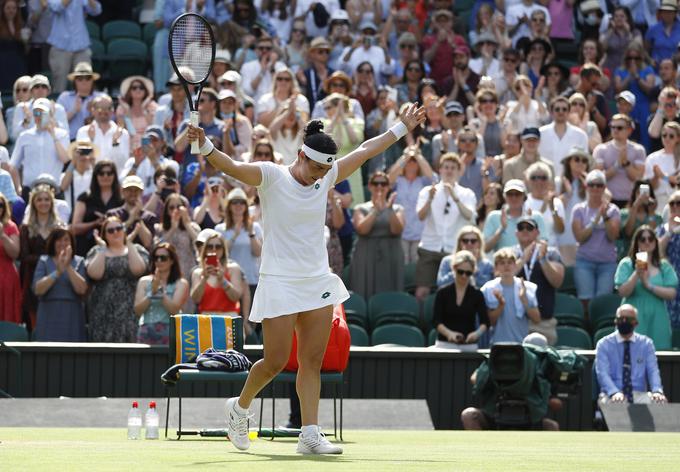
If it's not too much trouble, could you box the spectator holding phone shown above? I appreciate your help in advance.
[60,141,95,214]
[154,192,200,282]
[190,232,243,315]
[618,181,661,260]
[134,242,189,344]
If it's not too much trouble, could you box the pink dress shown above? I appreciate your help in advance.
[0,221,22,324]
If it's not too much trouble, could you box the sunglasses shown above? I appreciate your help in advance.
[230,199,247,205]
[98,170,114,176]
[571,156,588,164]
[130,84,145,91]
[406,67,422,72]
[330,82,346,88]
[16,87,29,92]
[531,17,546,23]
[587,182,605,188]
[315,49,330,55]
[669,200,680,207]
[479,98,495,104]
[552,107,569,113]
[75,76,93,81]
[503,57,518,63]
[371,181,389,187]
[33,84,49,89]
[276,76,292,82]
[625,56,641,61]
[459,137,477,143]
[663,133,677,138]
[664,102,677,108]
[456,269,473,277]
[461,238,479,245]
[638,235,655,244]
[530,175,549,181]
[257,46,272,51]
[154,254,170,262]
[505,191,524,197]
[572,102,585,107]
[106,225,124,235]
[517,223,536,232]
[400,44,416,49]
[205,243,222,250]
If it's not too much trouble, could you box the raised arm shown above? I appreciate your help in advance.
[187,124,263,187]
[335,103,425,184]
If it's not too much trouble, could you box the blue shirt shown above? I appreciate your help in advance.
[394,175,431,241]
[485,282,537,344]
[57,90,104,139]
[645,20,680,65]
[335,179,354,238]
[163,0,215,28]
[483,210,547,253]
[595,332,664,397]
[0,168,18,202]
[458,158,483,201]
[47,0,101,52]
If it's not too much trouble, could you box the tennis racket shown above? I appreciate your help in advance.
[168,12,216,154]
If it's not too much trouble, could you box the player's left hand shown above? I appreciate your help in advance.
[399,102,426,132]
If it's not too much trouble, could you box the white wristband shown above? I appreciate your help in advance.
[200,137,215,156]
[389,121,408,140]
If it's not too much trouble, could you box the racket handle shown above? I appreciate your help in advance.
[190,111,200,154]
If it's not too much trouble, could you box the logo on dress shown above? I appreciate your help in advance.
[326,157,333,163]
[314,183,321,190]
[321,292,331,299]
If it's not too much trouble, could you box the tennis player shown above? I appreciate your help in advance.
[187,103,425,454]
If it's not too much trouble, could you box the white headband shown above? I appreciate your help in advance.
[302,144,336,165]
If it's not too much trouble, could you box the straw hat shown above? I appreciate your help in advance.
[67,62,101,81]
[119,75,155,99]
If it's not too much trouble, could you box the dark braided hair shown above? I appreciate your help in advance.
[303,120,338,156]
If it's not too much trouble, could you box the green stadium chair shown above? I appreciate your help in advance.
[0,321,26,398]
[371,323,426,347]
[165,314,247,439]
[593,326,615,347]
[102,20,142,43]
[554,293,585,328]
[105,38,148,82]
[86,20,100,40]
[245,330,260,344]
[1,90,13,110]
[349,324,369,346]
[672,329,680,351]
[453,0,474,13]
[403,262,417,294]
[556,326,592,350]
[428,328,437,346]
[368,291,420,329]
[341,264,350,285]
[423,293,436,332]
[588,293,622,331]
[90,39,106,76]
[558,265,577,295]
[143,22,158,48]
[344,291,368,329]
[0,321,28,341]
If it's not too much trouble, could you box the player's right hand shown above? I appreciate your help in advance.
[187,124,206,147]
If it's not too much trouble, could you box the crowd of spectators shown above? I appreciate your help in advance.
[1,0,680,378]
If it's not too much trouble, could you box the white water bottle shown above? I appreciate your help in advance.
[127,401,142,440]
[145,401,159,440]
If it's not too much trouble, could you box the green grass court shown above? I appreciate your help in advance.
[2,429,680,471]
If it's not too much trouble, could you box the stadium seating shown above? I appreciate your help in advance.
[102,20,142,43]
[428,328,437,346]
[403,262,417,294]
[554,293,586,328]
[0,321,26,398]
[349,324,369,346]
[423,293,436,332]
[558,266,577,296]
[344,291,368,329]
[588,293,622,331]
[105,39,149,82]
[368,291,420,329]
[673,329,680,351]
[371,323,426,347]
[592,326,615,346]
[90,39,106,76]
[0,321,29,341]
[164,314,247,439]
[86,20,100,40]
[143,22,158,48]
[556,326,593,350]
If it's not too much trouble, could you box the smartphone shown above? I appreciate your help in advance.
[165,177,177,186]
[205,253,218,266]
[141,136,151,147]
[639,184,650,196]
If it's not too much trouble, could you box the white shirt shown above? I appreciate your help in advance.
[538,122,588,177]
[293,0,340,38]
[120,156,181,197]
[76,120,131,172]
[416,182,477,253]
[524,194,566,246]
[240,59,287,103]
[11,100,69,141]
[255,92,310,123]
[644,150,678,210]
[62,167,93,210]
[10,126,69,186]
[469,57,501,78]
[340,45,393,84]
[271,130,304,165]
[505,3,551,47]
[257,161,339,277]
[504,99,549,132]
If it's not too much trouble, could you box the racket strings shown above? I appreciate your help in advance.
[170,17,213,82]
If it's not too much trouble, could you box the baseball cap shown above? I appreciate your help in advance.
[444,100,464,115]
[143,124,164,141]
[218,89,237,101]
[453,45,471,56]
[504,179,526,194]
[309,37,331,50]
[214,49,232,64]
[359,19,378,32]
[227,187,248,202]
[122,175,144,190]
[219,70,241,85]
[207,176,223,188]
[521,127,541,140]
[196,228,220,244]
[516,216,538,229]
[330,9,350,23]
[30,74,51,91]
[32,173,58,190]
[166,67,195,86]
[585,169,606,185]
[32,98,51,113]
[616,91,636,107]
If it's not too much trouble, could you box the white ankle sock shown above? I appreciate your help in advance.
[301,425,319,436]
[233,398,248,415]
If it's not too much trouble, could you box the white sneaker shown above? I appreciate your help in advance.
[226,397,251,451]
[296,426,343,455]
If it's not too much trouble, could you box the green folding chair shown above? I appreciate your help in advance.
[344,291,368,329]
[143,22,158,48]
[403,262,417,294]
[558,265,577,295]
[105,38,148,82]
[86,20,100,40]
[0,321,27,398]
[368,292,420,329]
[554,293,585,328]
[556,326,593,350]
[371,323,426,347]
[349,324,369,346]
[428,328,438,346]
[102,20,142,43]
[588,293,622,331]
[592,327,615,347]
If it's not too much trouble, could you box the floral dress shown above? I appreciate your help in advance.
[86,245,149,342]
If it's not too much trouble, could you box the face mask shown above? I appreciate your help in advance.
[585,13,599,26]
[616,320,634,336]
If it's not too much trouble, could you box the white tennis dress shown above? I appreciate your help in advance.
[249,161,350,322]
